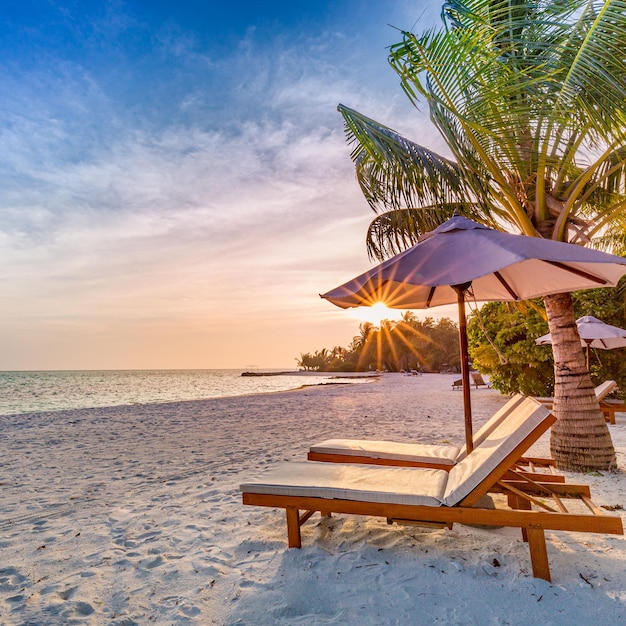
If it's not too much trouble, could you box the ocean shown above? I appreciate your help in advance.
[0,369,373,416]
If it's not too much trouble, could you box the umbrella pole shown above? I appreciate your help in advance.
[453,283,473,454]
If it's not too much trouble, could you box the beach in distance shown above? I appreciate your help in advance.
[1,373,625,624]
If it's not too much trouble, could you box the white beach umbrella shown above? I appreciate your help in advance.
[536,315,626,370]
[321,216,626,454]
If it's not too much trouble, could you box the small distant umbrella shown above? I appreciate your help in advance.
[321,216,626,454]
[536,315,626,370]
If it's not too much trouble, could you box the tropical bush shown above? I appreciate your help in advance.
[468,287,626,398]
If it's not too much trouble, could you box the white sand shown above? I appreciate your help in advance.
[1,374,624,624]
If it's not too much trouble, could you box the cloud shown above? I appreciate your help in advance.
[0,3,453,368]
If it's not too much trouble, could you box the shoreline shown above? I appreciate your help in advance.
[0,379,375,424]
[1,373,624,624]
[0,369,377,418]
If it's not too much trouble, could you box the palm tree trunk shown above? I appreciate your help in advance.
[545,292,616,471]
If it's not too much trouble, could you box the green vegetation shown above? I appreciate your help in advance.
[297,314,459,373]
[303,287,626,400]
[335,0,626,470]
[468,300,552,397]
[468,287,626,398]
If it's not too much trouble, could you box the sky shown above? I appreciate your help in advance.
[0,0,455,370]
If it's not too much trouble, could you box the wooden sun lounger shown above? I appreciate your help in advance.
[308,395,562,482]
[242,399,623,581]
[599,399,626,424]
[452,372,491,389]
[536,380,617,405]
[537,380,619,424]
[471,372,491,388]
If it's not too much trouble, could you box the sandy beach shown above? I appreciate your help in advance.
[1,373,625,625]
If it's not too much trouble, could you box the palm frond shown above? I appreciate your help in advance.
[339,1,626,256]
[338,104,475,212]
[551,1,626,140]
[365,204,488,260]
[386,0,626,237]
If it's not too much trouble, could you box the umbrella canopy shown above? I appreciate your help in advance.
[536,315,626,370]
[323,217,626,309]
[322,216,626,453]
[536,315,626,349]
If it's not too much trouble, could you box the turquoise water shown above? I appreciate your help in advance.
[0,369,371,416]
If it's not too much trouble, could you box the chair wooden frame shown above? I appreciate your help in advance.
[537,381,620,424]
[307,449,563,483]
[243,487,621,581]
[452,372,490,389]
[599,399,626,424]
[242,408,623,581]
[471,372,491,388]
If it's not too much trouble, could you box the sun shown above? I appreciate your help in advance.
[348,302,404,325]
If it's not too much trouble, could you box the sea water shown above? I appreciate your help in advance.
[0,369,372,416]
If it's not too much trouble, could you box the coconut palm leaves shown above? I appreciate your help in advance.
[338,0,626,470]
[341,0,626,259]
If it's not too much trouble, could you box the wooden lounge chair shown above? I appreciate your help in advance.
[593,382,626,423]
[599,398,626,424]
[308,395,562,482]
[241,399,623,581]
[452,372,490,389]
[471,371,491,388]
[536,380,618,424]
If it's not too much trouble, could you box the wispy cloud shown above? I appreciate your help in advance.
[0,2,449,368]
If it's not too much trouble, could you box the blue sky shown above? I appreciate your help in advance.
[0,1,452,369]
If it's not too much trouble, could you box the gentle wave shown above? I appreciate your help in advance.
[0,369,374,416]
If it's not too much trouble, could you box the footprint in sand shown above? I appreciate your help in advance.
[110,619,140,626]
[139,555,165,570]
[5,594,25,605]
[56,586,78,601]
[179,604,201,617]
[0,567,30,592]
[73,601,95,616]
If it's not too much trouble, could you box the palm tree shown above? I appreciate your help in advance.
[339,0,626,470]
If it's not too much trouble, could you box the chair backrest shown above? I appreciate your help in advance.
[595,380,617,401]
[443,398,555,507]
[455,394,526,462]
[471,372,487,385]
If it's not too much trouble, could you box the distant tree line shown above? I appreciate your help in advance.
[297,314,460,373]
[298,286,626,397]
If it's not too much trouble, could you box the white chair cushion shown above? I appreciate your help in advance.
[309,395,527,466]
[443,398,551,506]
[241,461,447,507]
[455,394,525,461]
[310,438,459,466]
[594,380,617,401]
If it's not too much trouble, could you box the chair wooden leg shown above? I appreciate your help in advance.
[526,527,551,582]
[508,494,531,541]
[286,507,302,548]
